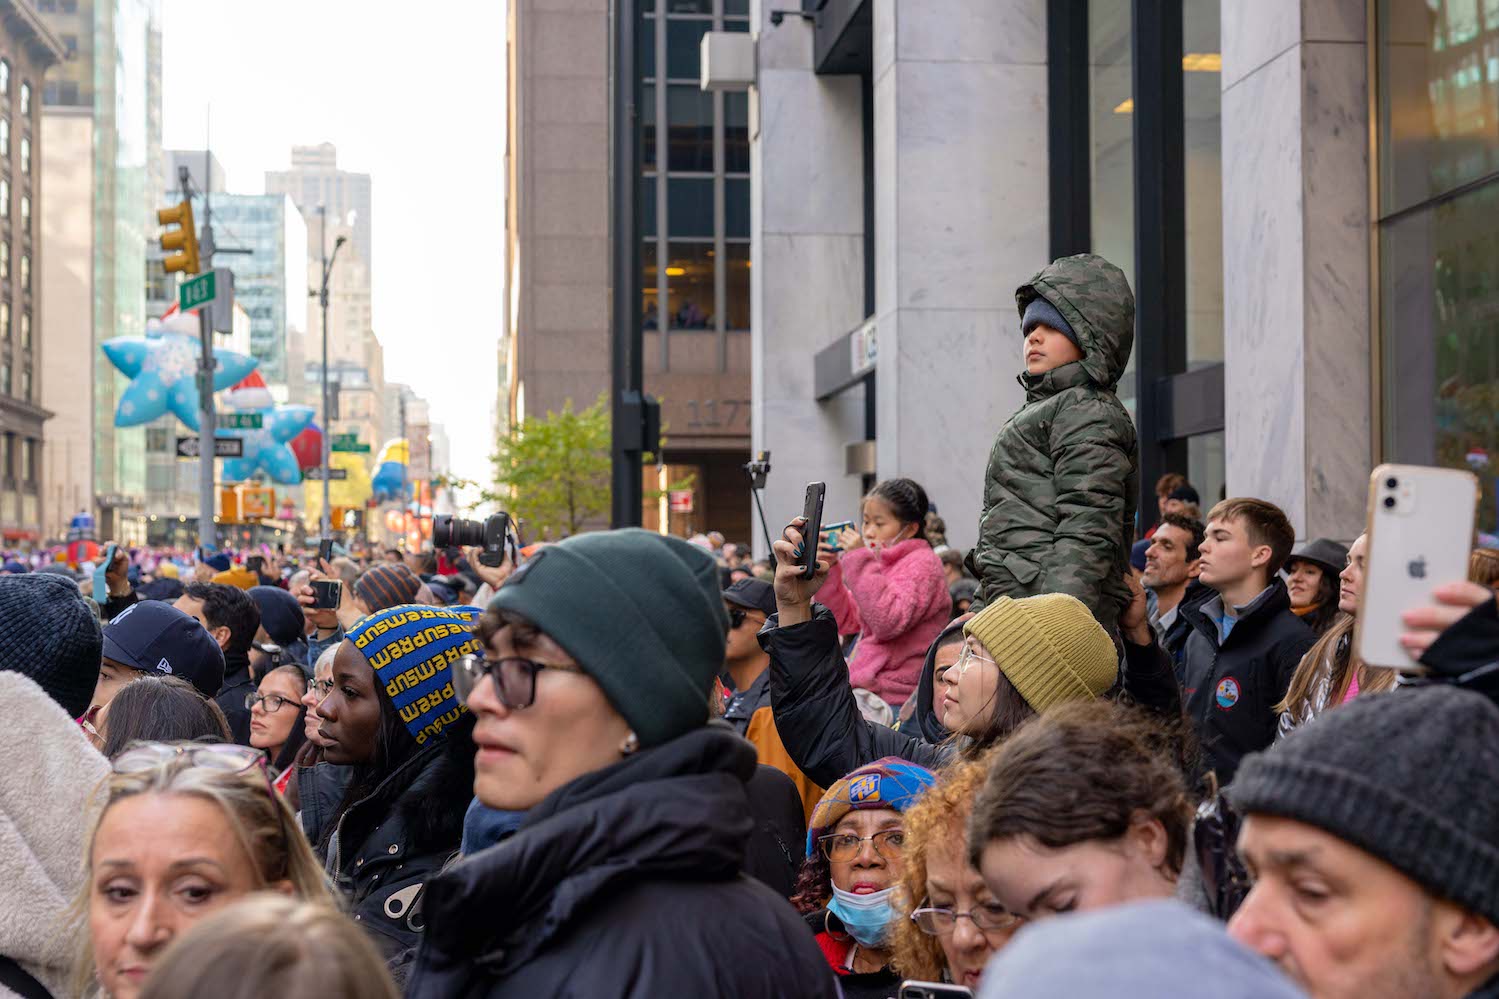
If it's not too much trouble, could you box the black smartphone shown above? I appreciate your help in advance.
[899,983,973,999]
[246,555,265,574]
[311,579,342,610]
[799,481,826,580]
[318,538,333,564]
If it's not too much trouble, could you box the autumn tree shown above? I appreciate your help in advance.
[489,394,611,537]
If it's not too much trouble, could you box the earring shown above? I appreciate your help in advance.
[620,731,640,756]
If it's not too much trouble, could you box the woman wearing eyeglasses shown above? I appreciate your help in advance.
[74,741,333,999]
[790,758,937,999]
[890,757,1023,993]
[303,603,481,979]
[246,664,309,792]
[405,529,839,999]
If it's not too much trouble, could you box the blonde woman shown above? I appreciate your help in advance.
[891,756,1024,993]
[139,894,398,999]
[75,742,333,999]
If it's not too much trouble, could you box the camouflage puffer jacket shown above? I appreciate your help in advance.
[967,253,1139,635]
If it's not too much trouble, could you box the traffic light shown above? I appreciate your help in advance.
[157,200,201,275]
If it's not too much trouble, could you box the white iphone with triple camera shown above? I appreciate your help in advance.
[1355,463,1478,670]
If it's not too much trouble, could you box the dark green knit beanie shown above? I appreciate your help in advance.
[487,528,728,747]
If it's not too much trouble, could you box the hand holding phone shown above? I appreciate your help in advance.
[318,538,334,564]
[821,520,855,552]
[311,579,343,611]
[797,482,826,581]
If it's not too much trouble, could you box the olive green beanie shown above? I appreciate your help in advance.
[963,592,1118,712]
[487,528,728,747]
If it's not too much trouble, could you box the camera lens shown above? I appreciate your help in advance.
[1385,476,1398,489]
[1383,496,1397,509]
[432,515,485,549]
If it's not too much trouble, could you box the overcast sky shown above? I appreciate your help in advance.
[161,0,506,489]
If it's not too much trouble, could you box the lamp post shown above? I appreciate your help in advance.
[317,204,347,541]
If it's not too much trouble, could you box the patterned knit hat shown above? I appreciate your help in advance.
[347,604,482,745]
[806,757,937,857]
[963,593,1118,713]
[355,563,423,612]
[0,573,104,718]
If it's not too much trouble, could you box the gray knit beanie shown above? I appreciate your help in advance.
[487,529,728,748]
[1021,296,1081,350]
[1227,686,1499,925]
[0,573,104,718]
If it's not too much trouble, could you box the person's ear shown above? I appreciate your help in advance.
[1126,812,1169,870]
[1187,559,1202,579]
[270,879,297,898]
[1436,906,1499,979]
[212,625,232,649]
[1249,545,1273,571]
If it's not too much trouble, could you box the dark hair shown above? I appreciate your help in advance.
[967,700,1193,877]
[790,852,833,915]
[184,582,261,657]
[937,548,966,571]
[865,478,931,540]
[1204,497,1297,576]
[1157,513,1206,563]
[100,675,232,759]
[1286,563,1340,636]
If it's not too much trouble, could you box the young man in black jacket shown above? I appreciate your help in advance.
[174,582,261,745]
[1179,498,1314,785]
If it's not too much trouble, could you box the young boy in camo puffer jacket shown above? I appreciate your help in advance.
[965,253,1140,637]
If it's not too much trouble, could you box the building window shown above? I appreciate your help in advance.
[1,302,9,339]
[1,178,9,217]
[0,362,9,396]
[1378,0,1499,531]
[1,243,9,280]
[19,82,29,117]
[19,195,28,233]
[20,437,32,481]
[19,368,28,403]
[19,310,28,349]
[20,136,28,175]
[0,120,10,159]
[665,242,713,329]
[20,254,28,291]
[62,34,78,59]
[0,62,9,97]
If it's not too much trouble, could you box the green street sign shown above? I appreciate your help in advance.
[216,412,263,429]
[178,270,217,310]
[331,440,371,453]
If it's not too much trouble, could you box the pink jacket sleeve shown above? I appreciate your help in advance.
[814,560,863,637]
[840,542,948,641]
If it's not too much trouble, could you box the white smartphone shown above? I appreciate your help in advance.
[1355,463,1478,669]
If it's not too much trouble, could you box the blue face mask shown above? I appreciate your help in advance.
[827,884,897,947]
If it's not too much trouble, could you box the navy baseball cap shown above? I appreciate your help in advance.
[723,578,777,616]
[102,600,226,699]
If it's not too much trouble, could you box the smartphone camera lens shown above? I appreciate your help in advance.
[1385,476,1399,489]
[1383,496,1397,509]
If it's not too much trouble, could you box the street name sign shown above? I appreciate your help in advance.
[216,412,263,429]
[176,435,244,458]
[304,467,349,480]
[179,271,218,311]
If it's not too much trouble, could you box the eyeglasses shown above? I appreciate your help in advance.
[454,653,587,710]
[728,607,765,630]
[245,692,294,713]
[911,901,1022,935]
[817,829,906,863]
[953,645,997,675]
[113,742,265,776]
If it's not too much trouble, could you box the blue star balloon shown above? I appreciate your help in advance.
[101,332,259,431]
[220,405,316,485]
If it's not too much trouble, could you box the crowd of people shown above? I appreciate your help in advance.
[2,251,1498,999]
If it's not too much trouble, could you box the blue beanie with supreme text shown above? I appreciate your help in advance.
[347,604,482,745]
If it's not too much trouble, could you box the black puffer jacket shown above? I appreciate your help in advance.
[1179,579,1315,785]
[317,734,474,980]
[763,609,1183,788]
[404,725,838,999]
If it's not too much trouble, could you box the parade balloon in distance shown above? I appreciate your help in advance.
[101,331,258,430]
[220,405,317,485]
[289,423,323,472]
[372,439,410,502]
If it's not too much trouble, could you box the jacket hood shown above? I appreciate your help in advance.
[911,620,967,745]
[421,723,757,972]
[0,673,110,990]
[1016,253,1135,390]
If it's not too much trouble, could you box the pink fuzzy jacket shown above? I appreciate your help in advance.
[813,538,951,707]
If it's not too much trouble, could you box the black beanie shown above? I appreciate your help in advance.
[1228,686,1499,925]
[0,573,104,718]
[249,585,306,647]
[488,528,728,748]
[1021,296,1081,350]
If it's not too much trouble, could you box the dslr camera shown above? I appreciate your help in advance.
[433,513,513,568]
